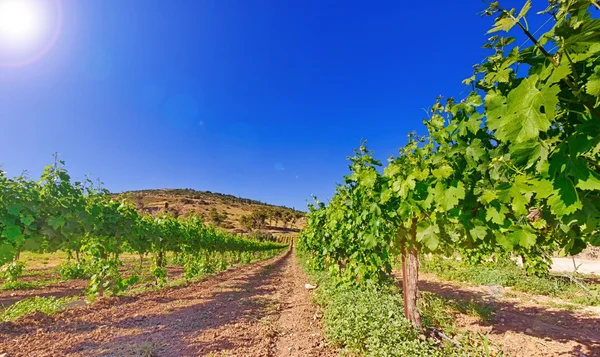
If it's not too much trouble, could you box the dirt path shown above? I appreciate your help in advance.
[551,257,600,275]
[0,250,337,357]
[419,273,600,357]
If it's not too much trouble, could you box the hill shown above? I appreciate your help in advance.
[115,188,305,236]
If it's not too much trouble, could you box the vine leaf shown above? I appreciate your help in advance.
[19,215,35,227]
[439,182,465,211]
[571,158,600,190]
[548,175,582,215]
[470,225,488,240]
[586,66,600,97]
[517,0,531,20]
[488,17,518,34]
[510,227,536,248]
[47,216,66,230]
[416,222,440,251]
[488,76,559,144]
[510,140,542,168]
[495,232,513,250]
[2,225,23,242]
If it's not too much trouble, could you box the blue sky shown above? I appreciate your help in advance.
[0,0,550,210]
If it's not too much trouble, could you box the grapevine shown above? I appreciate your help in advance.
[0,159,287,298]
[299,0,600,327]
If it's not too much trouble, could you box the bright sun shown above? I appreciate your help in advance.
[0,0,44,48]
[0,0,62,67]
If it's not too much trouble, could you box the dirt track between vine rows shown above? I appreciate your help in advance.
[419,273,600,357]
[0,250,337,357]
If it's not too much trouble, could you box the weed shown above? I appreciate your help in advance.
[1,296,78,321]
[420,292,495,333]
[1,261,25,282]
[0,280,42,290]
[298,250,501,357]
[548,301,578,311]
[59,261,92,280]
[420,258,600,306]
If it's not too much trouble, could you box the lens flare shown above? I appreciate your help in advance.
[0,0,62,67]
[0,1,43,47]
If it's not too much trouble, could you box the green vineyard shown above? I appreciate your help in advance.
[0,158,288,299]
[298,0,600,354]
[1,0,599,356]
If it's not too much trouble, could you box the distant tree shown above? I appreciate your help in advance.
[251,210,268,229]
[273,210,282,227]
[266,207,275,226]
[239,215,255,231]
[209,207,228,227]
[289,211,302,228]
[282,211,293,228]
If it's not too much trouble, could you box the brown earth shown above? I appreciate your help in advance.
[418,272,600,357]
[0,250,337,357]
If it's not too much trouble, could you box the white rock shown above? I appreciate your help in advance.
[305,283,317,290]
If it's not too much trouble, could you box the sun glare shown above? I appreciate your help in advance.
[0,0,44,48]
[0,0,62,67]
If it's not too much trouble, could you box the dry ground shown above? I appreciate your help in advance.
[418,272,600,357]
[0,250,337,357]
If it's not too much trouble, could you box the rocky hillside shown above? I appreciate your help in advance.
[115,189,305,236]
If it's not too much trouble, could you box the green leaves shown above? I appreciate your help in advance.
[586,65,600,97]
[509,227,536,248]
[300,0,600,288]
[487,76,559,144]
[547,174,582,216]
[488,16,518,34]
[469,225,488,240]
[486,206,506,225]
[358,169,378,189]
[510,140,542,169]
[47,216,66,230]
[571,158,600,190]
[428,182,466,212]
[487,0,530,34]
[516,0,531,20]
[2,225,23,242]
[431,165,453,179]
[417,222,440,251]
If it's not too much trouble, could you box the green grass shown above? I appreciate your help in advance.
[0,296,79,321]
[0,278,60,291]
[420,257,600,306]
[0,281,43,290]
[420,292,495,335]
[298,251,503,357]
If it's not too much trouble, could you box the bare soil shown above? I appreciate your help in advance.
[0,266,184,308]
[419,272,600,357]
[0,250,336,357]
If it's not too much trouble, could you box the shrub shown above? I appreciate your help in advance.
[249,230,275,242]
[60,261,92,280]
[0,261,25,282]
[1,296,78,321]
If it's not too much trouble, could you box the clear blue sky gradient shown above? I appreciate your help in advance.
[0,0,550,210]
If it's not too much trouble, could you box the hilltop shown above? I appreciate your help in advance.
[115,188,305,236]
